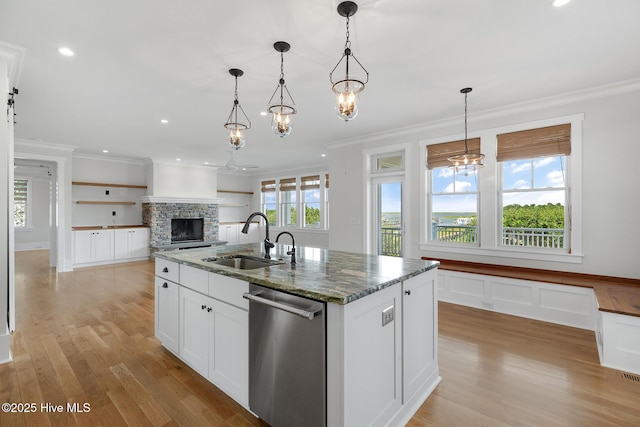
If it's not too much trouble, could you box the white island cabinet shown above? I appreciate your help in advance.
[154,244,440,426]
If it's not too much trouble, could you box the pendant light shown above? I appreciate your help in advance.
[448,88,485,174]
[330,1,369,122]
[224,68,251,150]
[267,41,297,138]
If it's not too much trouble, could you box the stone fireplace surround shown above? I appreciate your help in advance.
[141,196,224,249]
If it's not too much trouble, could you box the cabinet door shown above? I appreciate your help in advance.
[402,272,437,403]
[93,230,114,262]
[155,277,179,353]
[179,287,211,375]
[221,224,239,245]
[73,231,94,264]
[129,228,150,258]
[114,229,129,260]
[209,300,248,406]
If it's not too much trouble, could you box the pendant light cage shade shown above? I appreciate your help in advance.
[268,41,297,138]
[224,68,251,150]
[330,1,369,121]
[448,87,485,175]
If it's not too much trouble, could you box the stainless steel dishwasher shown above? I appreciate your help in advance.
[243,284,326,427]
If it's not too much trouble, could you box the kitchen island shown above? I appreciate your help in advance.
[154,243,440,427]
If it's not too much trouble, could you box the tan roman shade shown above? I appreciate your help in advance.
[497,124,571,162]
[301,175,320,190]
[261,179,276,193]
[279,177,296,192]
[427,138,481,170]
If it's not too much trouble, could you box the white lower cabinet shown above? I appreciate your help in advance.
[114,228,150,260]
[155,277,179,354]
[73,229,114,265]
[156,264,249,408]
[402,273,438,404]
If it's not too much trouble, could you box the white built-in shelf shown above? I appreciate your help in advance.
[218,189,254,195]
[72,181,148,189]
[75,201,137,205]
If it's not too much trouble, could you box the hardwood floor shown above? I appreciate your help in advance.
[2,250,639,426]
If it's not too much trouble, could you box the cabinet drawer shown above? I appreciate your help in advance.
[209,273,249,310]
[155,259,179,282]
[180,264,209,294]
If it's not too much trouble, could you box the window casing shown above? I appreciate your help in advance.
[420,115,583,263]
[260,174,329,230]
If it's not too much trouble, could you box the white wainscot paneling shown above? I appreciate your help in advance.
[438,270,597,331]
[601,312,640,375]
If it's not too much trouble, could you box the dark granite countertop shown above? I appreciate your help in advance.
[154,243,439,305]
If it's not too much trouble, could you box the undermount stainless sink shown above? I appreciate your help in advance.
[202,254,283,270]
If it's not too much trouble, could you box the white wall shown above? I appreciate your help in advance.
[328,87,640,280]
[218,172,252,223]
[72,156,146,227]
[147,161,218,198]
[0,55,10,362]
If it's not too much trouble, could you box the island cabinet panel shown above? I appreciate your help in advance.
[328,284,403,427]
[155,277,179,353]
[402,273,438,403]
[155,259,179,283]
[179,264,209,294]
[179,286,211,375]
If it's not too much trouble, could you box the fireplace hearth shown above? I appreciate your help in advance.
[172,218,204,243]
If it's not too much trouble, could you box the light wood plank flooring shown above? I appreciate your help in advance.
[2,250,639,426]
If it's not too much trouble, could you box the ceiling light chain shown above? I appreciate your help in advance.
[448,87,485,175]
[224,68,251,150]
[267,41,296,138]
[330,1,369,122]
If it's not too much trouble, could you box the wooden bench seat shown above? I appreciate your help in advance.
[421,257,640,317]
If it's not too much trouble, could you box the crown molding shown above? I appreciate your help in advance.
[15,138,77,152]
[73,152,149,166]
[326,77,640,150]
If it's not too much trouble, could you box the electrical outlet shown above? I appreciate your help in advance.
[112,211,116,216]
[481,301,494,310]
[105,190,109,195]
[382,305,394,326]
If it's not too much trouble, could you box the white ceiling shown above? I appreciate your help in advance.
[2,0,640,173]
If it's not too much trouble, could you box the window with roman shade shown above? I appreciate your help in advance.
[279,178,297,227]
[261,179,277,224]
[497,123,571,251]
[427,139,481,245]
[301,175,321,228]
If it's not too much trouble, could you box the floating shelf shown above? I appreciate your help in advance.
[218,189,254,195]
[72,181,147,189]
[75,201,137,205]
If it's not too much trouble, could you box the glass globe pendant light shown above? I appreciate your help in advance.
[448,87,485,175]
[330,1,369,121]
[224,68,251,150]
[267,41,297,138]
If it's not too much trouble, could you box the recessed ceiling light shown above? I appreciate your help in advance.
[553,0,571,6]
[102,149,109,153]
[176,158,181,161]
[204,162,209,165]
[160,119,168,124]
[260,111,268,116]
[58,47,74,57]
[321,153,327,157]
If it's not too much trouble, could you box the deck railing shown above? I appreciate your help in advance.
[431,224,564,248]
[380,227,402,257]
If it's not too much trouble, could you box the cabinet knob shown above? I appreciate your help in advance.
[207,307,212,313]
[201,304,206,310]
[162,267,169,273]
[162,282,168,288]
[405,290,411,295]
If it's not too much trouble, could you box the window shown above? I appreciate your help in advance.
[372,152,404,173]
[279,178,297,227]
[421,115,582,263]
[14,178,31,229]
[498,124,570,250]
[427,138,481,245]
[301,175,321,228]
[261,174,329,230]
[261,179,276,225]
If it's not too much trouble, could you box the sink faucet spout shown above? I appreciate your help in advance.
[242,212,274,259]
[275,231,296,264]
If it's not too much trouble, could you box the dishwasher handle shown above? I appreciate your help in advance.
[243,291,322,320]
